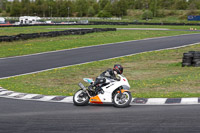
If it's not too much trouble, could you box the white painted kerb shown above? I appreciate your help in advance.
[146,98,167,104]
[181,98,198,104]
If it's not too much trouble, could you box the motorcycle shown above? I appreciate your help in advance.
[73,74,132,108]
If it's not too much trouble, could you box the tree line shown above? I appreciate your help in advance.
[0,0,200,17]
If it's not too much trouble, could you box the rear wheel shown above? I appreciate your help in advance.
[113,91,132,108]
[73,89,89,106]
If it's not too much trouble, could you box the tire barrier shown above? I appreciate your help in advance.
[91,22,200,26]
[182,51,200,67]
[0,28,116,42]
[1,21,200,28]
[90,21,129,25]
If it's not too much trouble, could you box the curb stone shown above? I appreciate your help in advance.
[0,87,200,105]
[0,87,72,103]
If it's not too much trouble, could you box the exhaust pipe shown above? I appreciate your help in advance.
[78,82,91,97]
[78,82,87,91]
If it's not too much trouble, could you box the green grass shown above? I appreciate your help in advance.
[1,25,200,36]
[0,30,198,58]
[130,16,200,23]
[0,43,200,98]
[0,26,67,36]
[126,9,200,23]
[5,9,200,23]
[49,24,200,30]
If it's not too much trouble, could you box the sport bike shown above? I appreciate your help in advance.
[73,74,132,108]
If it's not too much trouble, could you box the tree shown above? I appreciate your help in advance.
[188,0,200,10]
[112,0,128,17]
[134,0,144,9]
[111,0,120,16]
[142,10,153,20]
[98,10,111,17]
[47,0,55,17]
[29,2,37,16]
[55,0,62,17]
[88,6,95,17]
[0,0,7,10]
[174,0,188,10]
[160,0,175,9]
[150,0,160,17]
[99,0,109,10]
[10,0,21,16]
[126,0,135,9]
[21,0,30,15]
[103,1,112,15]
[6,2,11,13]
[0,0,3,11]
[92,2,100,14]
[59,3,67,17]
[75,0,88,17]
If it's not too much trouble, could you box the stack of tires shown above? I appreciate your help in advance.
[182,51,200,67]
[0,28,116,42]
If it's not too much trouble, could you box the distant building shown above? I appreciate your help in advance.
[0,17,5,24]
[19,16,41,24]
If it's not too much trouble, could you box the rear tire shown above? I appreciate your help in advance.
[113,91,132,108]
[73,89,89,106]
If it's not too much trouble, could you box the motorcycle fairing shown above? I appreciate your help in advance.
[89,95,103,104]
[90,75,130,103]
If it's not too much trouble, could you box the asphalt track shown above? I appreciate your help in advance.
[1,33,200,79]
[1,33,200,133]
[1,98,200,133]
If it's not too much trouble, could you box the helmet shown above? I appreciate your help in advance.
[113,64,123,74]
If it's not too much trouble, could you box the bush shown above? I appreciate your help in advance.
[186,10,200,16]
[88,6,95,17]
[178,10,200,20]
[157,10,165,18]
[142,10,153,20]
[165,10,178,16]
[97,10,112,18]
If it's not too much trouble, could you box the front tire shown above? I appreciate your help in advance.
[73,89,89,106]
[113,91,132,108]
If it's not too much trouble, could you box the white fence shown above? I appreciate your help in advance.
[5,17,121,20]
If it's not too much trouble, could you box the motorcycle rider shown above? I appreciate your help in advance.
[90,64,124,94]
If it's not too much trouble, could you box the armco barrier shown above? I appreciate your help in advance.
[0,28,116,42]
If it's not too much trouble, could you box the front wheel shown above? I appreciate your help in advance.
[73,89,89,106]
[113,91,132,108]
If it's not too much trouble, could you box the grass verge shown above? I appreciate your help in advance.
[0,43,200,98]
[0,30,197,58]
[0,26,67,36]
[1,25,200,36]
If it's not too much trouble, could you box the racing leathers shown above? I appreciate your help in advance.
[100,68,120,81]
[91,68,120,94]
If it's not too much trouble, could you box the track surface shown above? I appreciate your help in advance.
[1,34,200,133]
[1,98,200,133]
[49,27,200,32]
[1,33,200,78]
